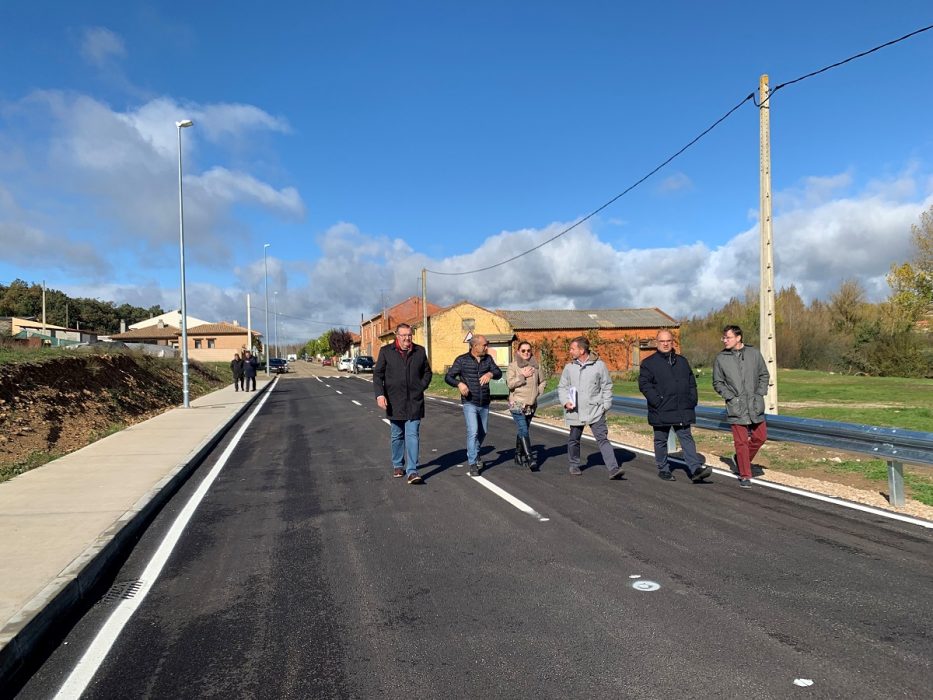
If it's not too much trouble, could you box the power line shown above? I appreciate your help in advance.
[247,304,355,328]
[426,93,754,276]
[425,22,933,278]
[771,23,933,95]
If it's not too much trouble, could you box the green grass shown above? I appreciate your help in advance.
[0,450,63,483]
[606,368,933,433]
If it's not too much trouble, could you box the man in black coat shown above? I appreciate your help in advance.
[373,323,433,485]
[638,330,712,483]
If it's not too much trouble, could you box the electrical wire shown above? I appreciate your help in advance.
[426,93,754,276]
[247,304,355,328]
[426,22,933,278]
[771,23,933,94]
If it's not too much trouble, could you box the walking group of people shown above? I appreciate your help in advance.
[230,350,259,391]
[372,323,770,488]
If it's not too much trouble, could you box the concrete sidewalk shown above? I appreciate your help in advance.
[0,377,274,685]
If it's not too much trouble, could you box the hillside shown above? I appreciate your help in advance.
[0,352,226,481]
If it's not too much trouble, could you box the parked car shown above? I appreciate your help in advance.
[337,357,353,372]
[354,355,374,372]
[322,357,333,366]
[268,357,289,374]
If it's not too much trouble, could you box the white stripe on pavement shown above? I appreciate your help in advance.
[54,383,277,699]
[352,400,362,406]
[529,419,933,530]
[470,476,549,522]
[336,390,342,394]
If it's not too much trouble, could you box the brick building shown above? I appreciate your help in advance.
[360,296,441,357]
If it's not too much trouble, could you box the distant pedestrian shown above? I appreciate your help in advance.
[230,352,245,392]
[243,350,258,391]
[445,335,502,476]
[712,325,770,489]
[638,330,713,483]
[373,323,433,485]
[506,340,547,470]
[558,336,625,479]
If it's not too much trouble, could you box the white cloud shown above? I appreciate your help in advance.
[1,90,305,266]
[80,27,126,68]
[657,172,692,194]
[246,171,933,340]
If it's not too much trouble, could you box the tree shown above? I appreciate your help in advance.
[885,205,933,331]
[327,328,353,356]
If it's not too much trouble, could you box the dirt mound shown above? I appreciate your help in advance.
[0,353,225,478]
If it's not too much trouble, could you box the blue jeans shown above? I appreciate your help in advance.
[510,408,532,439]
[653,425,703,474]
[462,403,489,464]
[389,419,420,474]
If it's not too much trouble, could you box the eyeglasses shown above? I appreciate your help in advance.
[397,333,412,338]
[518,349,532,354]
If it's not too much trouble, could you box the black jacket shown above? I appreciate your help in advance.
[230,358,244,378]
[444,352,502,407]
[638,350,698,427]
[373,342,433,420]
[243,356,258,378]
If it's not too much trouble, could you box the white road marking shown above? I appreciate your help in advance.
[352,400,362,406]
[470,476,549,522]
[314,376,322,383]
[793,679,815,687]
[335,390,342,394]
[632,580,661,591]
[54,384,276,699]
[382,418,390,425]
[324,384,331,388]
[529,418,933,530]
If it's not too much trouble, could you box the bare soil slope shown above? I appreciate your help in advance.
[0,354,224,478]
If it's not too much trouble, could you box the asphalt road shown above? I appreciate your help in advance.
[15,369,933,699]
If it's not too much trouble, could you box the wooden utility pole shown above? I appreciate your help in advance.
[759,74,779,414]
[421,268,429,360]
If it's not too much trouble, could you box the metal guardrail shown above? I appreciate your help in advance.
[536,390,933,507]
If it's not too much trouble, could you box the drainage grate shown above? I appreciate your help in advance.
[102,579,144,604]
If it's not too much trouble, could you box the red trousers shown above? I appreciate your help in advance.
[731,421,767,479]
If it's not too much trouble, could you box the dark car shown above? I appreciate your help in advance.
[268,358,288,374]
[354,355,374,372]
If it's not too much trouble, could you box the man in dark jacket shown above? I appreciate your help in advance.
[242,351,259,391]
[639,330,713,483]
[373,323,433,485]
[444,335,502,476]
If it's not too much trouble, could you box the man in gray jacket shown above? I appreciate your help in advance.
[558,337,625,479]
[712,325,771,489]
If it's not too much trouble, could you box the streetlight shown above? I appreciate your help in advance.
[176,119,194,408]
[263,243,271,376]
[273,290,279,361]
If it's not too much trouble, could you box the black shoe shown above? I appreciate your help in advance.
[657,470,675,481]
[514,437,526,468]
[690,466,713,483]
[520,436,535,471]
[608,465,625,480]
[739,478,752,489]
[467,464,480,477]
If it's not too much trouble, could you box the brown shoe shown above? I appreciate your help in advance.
[393,468,405,478]
[407,472,423,485]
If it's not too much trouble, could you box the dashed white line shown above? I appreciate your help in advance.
[352,400,362,406]
[335,390,343,394]
[470,476,549,522]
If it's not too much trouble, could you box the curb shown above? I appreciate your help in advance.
[0,380,274,689]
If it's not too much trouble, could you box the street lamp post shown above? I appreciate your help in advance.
[176,119,194,408]
[263,243,271,376]
[273,291,279,361]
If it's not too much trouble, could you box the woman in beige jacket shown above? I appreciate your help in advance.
[506,340,548,469]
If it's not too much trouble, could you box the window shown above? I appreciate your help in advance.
[194,339,202,349]
[207,338,216,349]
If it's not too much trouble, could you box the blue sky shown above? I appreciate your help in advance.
[1,2,932,342]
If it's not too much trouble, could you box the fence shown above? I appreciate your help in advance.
[535,391,933,507]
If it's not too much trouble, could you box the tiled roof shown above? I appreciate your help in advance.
[111,325,180,340]
[496,308,677,330]
[187,322,261,336]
